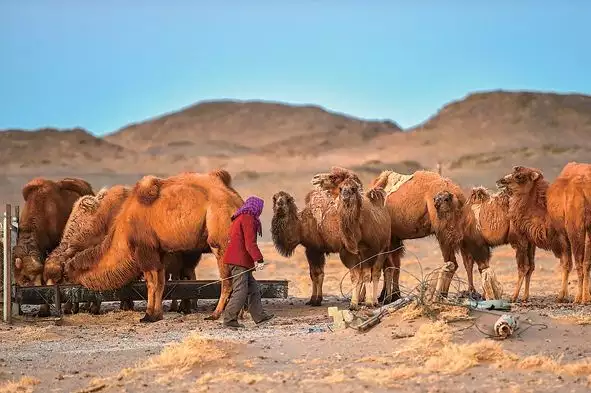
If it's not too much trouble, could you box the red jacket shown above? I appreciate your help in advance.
[223,214,264,269]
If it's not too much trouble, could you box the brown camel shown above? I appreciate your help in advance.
[13,177,94,317]
[433,187,535,301]
[270,174,392,309]
[312,168,493,300]
[64,170,244,322]
[496,163,591,303]
[44,186,132,313]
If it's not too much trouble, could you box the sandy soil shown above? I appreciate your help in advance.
[1,238,591,393]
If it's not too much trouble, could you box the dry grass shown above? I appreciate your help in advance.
[0,376,40,393]
[64,310,142,326]
[0,326,61,344]
[551,313,591,326]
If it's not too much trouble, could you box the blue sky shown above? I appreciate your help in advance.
[1,1,590,135]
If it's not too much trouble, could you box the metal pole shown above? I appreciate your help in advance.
[3,204,12,324]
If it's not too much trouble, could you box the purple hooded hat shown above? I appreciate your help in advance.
[231,196,264,236]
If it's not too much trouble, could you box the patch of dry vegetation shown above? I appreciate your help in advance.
[0,326,61,344]
[64,310,142,326]
[80,333,231,390]
[352,321,591,388]
[550,313,591,325]
[0,376,40,393]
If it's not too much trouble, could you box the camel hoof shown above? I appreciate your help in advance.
[140,313,162,323]
[72,303,80,314]
[120,299,134,311]
[179,300,192,315]
[89,304,101,315]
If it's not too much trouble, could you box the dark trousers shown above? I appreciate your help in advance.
[223,265,266,323]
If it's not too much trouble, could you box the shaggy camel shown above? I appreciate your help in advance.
[43,186,133,313]
[497,163,591,303]
[271,175,392,309]
[312,168,493,300]
[64,170,244,322]
[433,188,536,301]
[13,177,94,317]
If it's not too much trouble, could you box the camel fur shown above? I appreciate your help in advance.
[44,186,132,314]
[497,163,591,303]
[64,170,243,322]
[271,172,393,309]
[433,187,535,301]
[13,177,94,317]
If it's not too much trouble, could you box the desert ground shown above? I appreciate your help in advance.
[1,238,590,393]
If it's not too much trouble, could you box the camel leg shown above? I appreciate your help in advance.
[349,267,363,310]
[378,243,403,304]
[206,247,230,320]
[579,231,591,304]
[523,243,536,302]
[152,268,166,320]
[367,258,383,308]
[89,300,101,315]
[511,244,528,303]
[140,269,165,323]
[63,300,73,315]
[556,236,572,302]
[460,247,476,294]
[120,298,134,311]
[305,248,326,306]
[38,303,51,318]
[170,299,179,312]
[381,256,394,305]
[435,241,458,298]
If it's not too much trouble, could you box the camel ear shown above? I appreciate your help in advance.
[530,171,541,181]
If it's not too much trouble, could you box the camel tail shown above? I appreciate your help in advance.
[209,169,233,188]
[135,175,162,205]
[66,230,140,290]
[57,178,95,196]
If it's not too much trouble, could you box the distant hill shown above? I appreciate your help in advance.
[1,91,590,236]
[103,100,403,157]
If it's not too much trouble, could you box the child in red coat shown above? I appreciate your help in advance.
[222,196,274,328]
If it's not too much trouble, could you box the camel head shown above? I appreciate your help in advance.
[311,167,363,197]
[271,191,301,258]
[272,191,297,218]
[433,191,457,217]
[338,177,362,208]
[13,243,44,287]
[496,166,543,195]
[468,186,491,205]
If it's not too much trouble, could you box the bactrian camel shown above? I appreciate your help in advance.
[497,163,591,303]
[64,170,244,322]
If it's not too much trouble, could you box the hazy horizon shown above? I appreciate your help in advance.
[2,1,590,135]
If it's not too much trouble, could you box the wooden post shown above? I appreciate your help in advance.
[3,204,12,324]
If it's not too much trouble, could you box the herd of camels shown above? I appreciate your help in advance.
[5,162,591,323]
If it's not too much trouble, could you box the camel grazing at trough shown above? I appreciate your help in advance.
[13,177,94,317]
[64,170,244,322]
[271,173,393,309]
[43,186,133,313]
[312,167,496,300]
[496,163,591,303]
[433,187,535,301]
[45,185,204,314]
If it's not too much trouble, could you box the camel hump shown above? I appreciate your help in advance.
[371,170,393,189]
[365,187,386,206]
[209,169,232,187]
[57,178,94,196]
[73,195,100,214]
[22,177,49,201]
[468,186,491,204]
[135,175,163,205]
